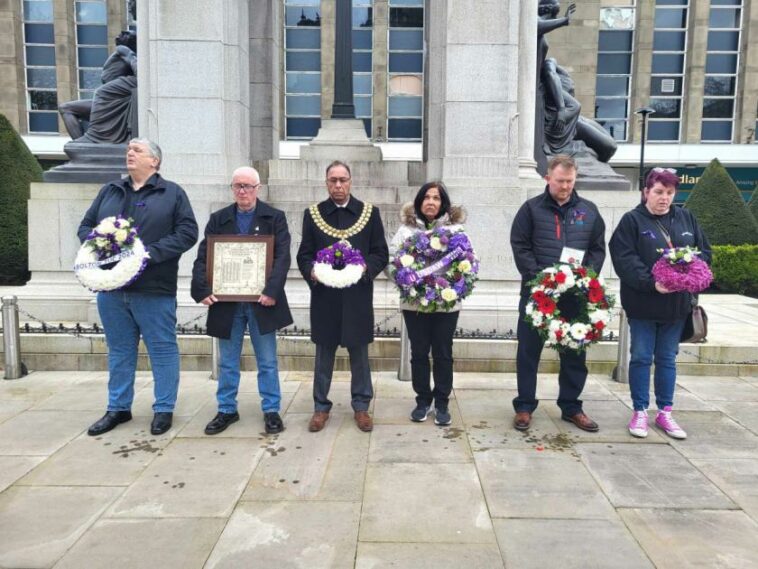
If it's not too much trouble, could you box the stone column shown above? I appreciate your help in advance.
[331,0,355,118]
[738,2,758,144]
[518,0,539,178]
[250,0,281,161]
[137,0,250,185]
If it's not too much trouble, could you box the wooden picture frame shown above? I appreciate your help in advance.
[206,235,274,301]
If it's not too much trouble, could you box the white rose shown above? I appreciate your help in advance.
[94,237,109,248]
[430,237,444,251]
[114,228,129,243]
[97,217,117,234]
[458,259,472,273]
[683,253,692,263]
[420,298,429,306]
[548,319,562,332]
[589,310,608,324]
[441,288,458,302]
[525,302,534,315]
[400,254,415,267]
[409,288,418,297]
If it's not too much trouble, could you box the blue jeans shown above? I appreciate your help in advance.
[628,318,686,411]
[97,291,180,413]
[217,303,281,414]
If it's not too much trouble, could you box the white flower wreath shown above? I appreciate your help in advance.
[74,216,150,292]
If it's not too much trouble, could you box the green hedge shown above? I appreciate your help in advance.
[749,184,758,226]
[0,113,43,285]
[710,245,758,297]
[684,158,758,245]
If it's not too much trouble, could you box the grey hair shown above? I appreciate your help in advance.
[129,138,162,169]
[231,166,260,183]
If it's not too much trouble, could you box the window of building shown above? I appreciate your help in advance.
[594,6,635,142]
[648,0,689,142]
[22,0,58,133]
[75,0,109,99]
[387,0,423,141]
[701,0,742,143]
[284,0,321,139]
[353,0,373,137]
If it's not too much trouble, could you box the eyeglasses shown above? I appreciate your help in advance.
[327,177,351,185]
[652,167,677,174]
[230,183,260,193]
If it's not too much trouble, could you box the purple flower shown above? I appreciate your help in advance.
[449,233,470,251]
[315,242,366,269]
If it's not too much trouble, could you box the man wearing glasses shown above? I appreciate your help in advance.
[191,166,293,435]
[296,161,389,433]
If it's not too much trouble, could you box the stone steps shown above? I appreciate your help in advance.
[2,334,755,377]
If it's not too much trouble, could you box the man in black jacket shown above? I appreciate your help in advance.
[510,155,606,432]
[78,138,198,436]
[191,166,293,435]
[296,161,389,433]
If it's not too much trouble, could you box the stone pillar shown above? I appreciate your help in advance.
[738,1,758,144]
[137,0,250,185]
[250,0,281,161]
[331,0,355,118]
[518,0,540,178]
[683,0,710,143]
[0,0,26,130]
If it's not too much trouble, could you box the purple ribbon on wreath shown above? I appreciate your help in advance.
[396,247,465,286]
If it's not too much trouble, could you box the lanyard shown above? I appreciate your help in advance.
[655,220,674,249]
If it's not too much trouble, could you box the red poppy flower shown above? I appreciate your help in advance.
[555,272,567,284]
[588,288,604,303]
[588,278,601,289]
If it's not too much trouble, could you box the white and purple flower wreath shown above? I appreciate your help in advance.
[389,228,479,313]
[312,241,367,288]
[74,215,150,292]
[651,246,713,293]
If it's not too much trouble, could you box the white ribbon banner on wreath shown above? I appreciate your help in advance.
[414,248,464,279]
[74,249,136,271]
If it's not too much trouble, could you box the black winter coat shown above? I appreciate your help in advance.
[190,201,294,338]
[77,173,198,296]
[296,196,389,347]
[511,187,606,293]
[609,203,711,321]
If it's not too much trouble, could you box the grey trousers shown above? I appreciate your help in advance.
[313,343,373,412]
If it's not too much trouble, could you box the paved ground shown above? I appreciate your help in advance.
[1,369,758,568]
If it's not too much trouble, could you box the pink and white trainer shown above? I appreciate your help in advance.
[628,410,649,438]
[655,406,687,439]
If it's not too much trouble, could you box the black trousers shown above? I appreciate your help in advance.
[512,295,587,416]
[313,343,373,412]
[403,310,459,409]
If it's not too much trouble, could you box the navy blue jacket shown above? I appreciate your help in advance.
[511,187,606,293]
[190,201,294,338]
[77,173,199,296]
[610,203,711,321]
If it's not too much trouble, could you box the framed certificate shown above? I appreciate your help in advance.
[207,235,274,301]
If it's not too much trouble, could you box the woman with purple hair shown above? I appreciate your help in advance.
[609,168,711,439]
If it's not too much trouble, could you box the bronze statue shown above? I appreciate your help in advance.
[536,1,617,173]
[59,30,137,144]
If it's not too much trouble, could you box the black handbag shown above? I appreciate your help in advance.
[681,297,707,343]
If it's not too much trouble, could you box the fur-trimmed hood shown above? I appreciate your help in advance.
[399,202,467,228]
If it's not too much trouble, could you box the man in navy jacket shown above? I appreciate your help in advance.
[191,166,293,435]
[510,154,606,432]
[78,138,198,437]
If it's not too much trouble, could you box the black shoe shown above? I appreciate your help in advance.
[87,411,132,436]
[204,412,240,435]
[264,412,284,434]
[150,412,173,435]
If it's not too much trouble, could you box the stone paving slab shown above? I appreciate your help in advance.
[17,417,190,487]
[0,456,45,493]
[713,401,758,436]
[620,508,758,569]
[493,518,654,569]
[107,438,263,518]
[474,448,617,519]
[675,375,758,402]
[29,381,125,412]
[360,462,496,544]
[666,411,758,459]
[53,518,226,569]
[0,398,34,424]
[286,381,371,414]
[355,543,505,568]
[0,410,91,456]
[204,501,361,569]
[691,459,758,523]
[242,413,369,502]
[0,485,123,569]
[368,422,472,463]
[577,443,737,509]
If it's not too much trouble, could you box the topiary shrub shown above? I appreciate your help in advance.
[0,114,43,285]
[710,245,758,298]
[684,158,758,245]
[749,184,758,226]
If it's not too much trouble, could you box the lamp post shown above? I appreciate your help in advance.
[635,106,655,192]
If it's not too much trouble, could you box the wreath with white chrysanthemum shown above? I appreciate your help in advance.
[525,262,615,353]
[74,215,150,292]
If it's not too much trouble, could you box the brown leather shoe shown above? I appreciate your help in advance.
[354,410,373,432]
[308,411,330,432]
[513,411,532,431]
[562,412,599,432]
